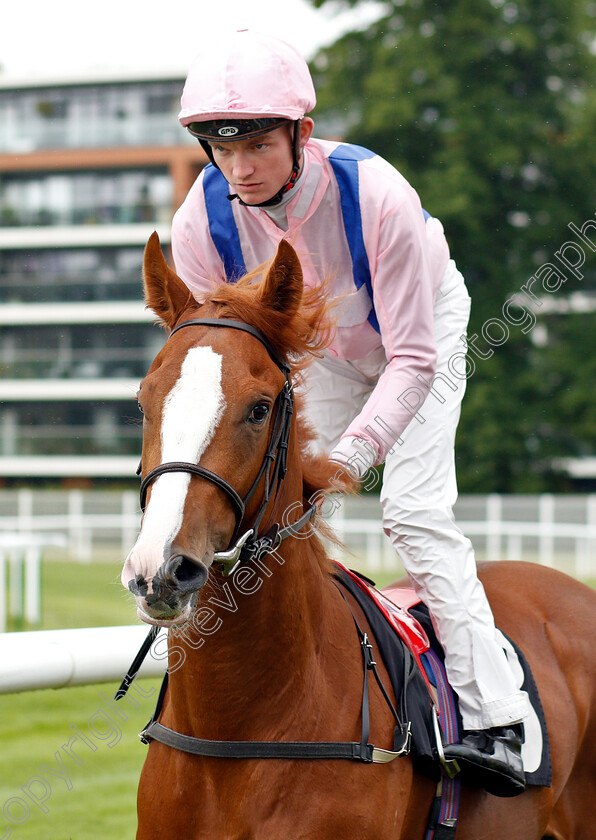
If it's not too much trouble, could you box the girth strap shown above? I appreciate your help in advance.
[142,719,377,762]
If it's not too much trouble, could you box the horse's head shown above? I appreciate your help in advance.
[121,233,344,627]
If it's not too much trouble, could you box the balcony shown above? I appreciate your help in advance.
[0,222,171,250]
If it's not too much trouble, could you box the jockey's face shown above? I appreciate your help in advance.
[209,119,313,206]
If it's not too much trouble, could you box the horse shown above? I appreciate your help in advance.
[121,232,596,839]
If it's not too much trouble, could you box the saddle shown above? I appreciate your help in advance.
[333,561,551,789]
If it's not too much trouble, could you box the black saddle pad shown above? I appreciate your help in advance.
[335,567,552,787]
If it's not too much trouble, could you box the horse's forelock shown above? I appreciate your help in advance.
[204,269,334,373]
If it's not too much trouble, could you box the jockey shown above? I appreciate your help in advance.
[171,28,529,797]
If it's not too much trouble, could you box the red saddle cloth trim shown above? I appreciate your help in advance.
[334,562,430,656]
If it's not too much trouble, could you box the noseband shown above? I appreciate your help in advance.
[138,317,315,575]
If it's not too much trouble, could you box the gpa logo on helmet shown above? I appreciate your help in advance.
[218,126,239,137]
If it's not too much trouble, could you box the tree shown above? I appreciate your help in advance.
[308,0,596,490]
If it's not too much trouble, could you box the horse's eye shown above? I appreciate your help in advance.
[248,402,270,425]
[137,400,144,416]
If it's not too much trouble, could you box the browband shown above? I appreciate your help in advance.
[169,318,290,375]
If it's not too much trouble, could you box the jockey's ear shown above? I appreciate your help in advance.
[299,117,314,148]
[143,232,192,329]
[259,239,304,318]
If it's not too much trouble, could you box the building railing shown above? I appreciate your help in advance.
[0,270,143,304]
[0,201,172,229]
[0,112,192,155]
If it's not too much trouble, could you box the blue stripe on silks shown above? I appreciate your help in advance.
[202,164,246,282]
[329,144,380,333]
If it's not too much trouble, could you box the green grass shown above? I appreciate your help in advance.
[1,560,158,839]
[8,557,137,633]
[0,679,160,840]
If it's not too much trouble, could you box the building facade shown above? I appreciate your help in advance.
[0,70,205,484]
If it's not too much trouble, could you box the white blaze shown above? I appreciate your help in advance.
[126,346,225,582]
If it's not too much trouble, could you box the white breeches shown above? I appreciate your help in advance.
[302,262,529,730]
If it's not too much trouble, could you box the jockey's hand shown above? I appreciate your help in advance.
[329,435,376,481]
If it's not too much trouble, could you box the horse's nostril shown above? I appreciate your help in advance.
[163,554,208,592]
[173,557,200,583]
[128,574,148,597]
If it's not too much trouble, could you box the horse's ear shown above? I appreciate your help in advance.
[143,232,192,329]
[259,239,303,317]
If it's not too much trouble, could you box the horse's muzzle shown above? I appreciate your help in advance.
[127,554,209,626]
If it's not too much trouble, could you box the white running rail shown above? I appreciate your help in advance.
[0,624,166,694]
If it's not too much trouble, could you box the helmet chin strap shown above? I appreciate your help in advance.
[200,121,303,208]
[227,162,300,208]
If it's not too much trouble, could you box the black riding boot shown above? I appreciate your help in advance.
[443,723,526,798]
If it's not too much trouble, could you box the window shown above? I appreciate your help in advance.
[0,168,173,228]
[0,247,144,303]
[0,81,191,152]
[0,323,164,379]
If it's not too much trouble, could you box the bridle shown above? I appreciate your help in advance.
[118,317,415,774]
[137,317,316,576]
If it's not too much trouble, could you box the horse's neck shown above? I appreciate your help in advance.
[166,526,340,737]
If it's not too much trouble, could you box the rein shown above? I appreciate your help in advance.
[138,317,315,576]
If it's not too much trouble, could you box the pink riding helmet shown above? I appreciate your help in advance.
[178,28,317,126]
[179,30,316,207]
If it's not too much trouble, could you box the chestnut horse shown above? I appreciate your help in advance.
[122,232,596,840]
